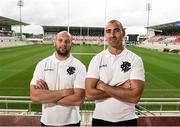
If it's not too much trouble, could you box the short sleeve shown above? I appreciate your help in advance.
[74,64,86,89]
[130,57,145,81]
[86,56,100,79]
[30,61,45,86]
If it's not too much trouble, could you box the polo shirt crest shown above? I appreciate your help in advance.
[121,61,131,72]
[67,66,76,75]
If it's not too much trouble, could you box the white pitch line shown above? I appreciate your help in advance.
[72,52,97,55]
[0,87,28,90]
[145,89,180,91]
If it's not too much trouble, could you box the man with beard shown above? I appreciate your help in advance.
[85,20,145,126]
[30,31,86,126]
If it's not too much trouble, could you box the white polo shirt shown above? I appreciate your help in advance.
[30,53,86,126]
[86,48,145,122]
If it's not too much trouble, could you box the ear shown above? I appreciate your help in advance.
[71,42,74,47]
[53,39,56,47]
[123,29,125,37]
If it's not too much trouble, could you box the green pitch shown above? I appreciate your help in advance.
[0,44,180,98]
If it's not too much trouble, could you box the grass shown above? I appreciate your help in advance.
[128,46,180,98]
[0,44,179,111]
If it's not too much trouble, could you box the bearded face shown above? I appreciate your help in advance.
[54,32,72,57]
[55,44,71,57]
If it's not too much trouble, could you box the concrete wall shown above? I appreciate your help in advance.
[1,115,180,126]
[0,115,40,126]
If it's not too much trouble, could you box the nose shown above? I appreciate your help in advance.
[60,41,67,48]
[110,31,115,37]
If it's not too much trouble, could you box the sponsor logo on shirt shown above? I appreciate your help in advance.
[99,64,107,68]
[44,69,54,71]
[67,66,76,75]
[121,61,131,72]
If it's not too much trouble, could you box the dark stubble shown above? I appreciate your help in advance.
[56,48,71,57]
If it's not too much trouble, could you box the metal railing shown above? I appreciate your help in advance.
[1,96,180,116]
[140,98,180,112]
[0,96,32,114]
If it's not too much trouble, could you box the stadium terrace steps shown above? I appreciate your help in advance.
[138,42,180,53]
[0,41,35,48]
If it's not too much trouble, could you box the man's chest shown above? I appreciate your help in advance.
[43,63,77,89]
[99,57,132,86]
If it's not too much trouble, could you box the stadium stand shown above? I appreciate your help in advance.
[0,40,35,48]
[140,21,180,54]
[175,37,180,42]
[0,16,31,47]
[72,35,104,45]
[0,16,28,41]
[0,16,41,48]
[140,35,180,53]
[42,25,104,45]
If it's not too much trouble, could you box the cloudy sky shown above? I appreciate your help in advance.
[0,0,180,34]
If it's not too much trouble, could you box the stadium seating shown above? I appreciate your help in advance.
[139,35,180,53]
[175,37,180,42]
[72,36,104,45]
[0,40,35,48]
[43,34,104,45]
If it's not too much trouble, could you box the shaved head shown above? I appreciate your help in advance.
[55,31,72,41]
[106,20,125,37]
[54,31,72,58]
[106,20,124,30]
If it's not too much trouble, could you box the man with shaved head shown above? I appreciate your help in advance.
[85,20,145,126]
[30,31,86,126]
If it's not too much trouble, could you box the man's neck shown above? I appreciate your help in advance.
[108,45,124,55]
[55,52,70,61]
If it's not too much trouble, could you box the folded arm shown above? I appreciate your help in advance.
[97,80,144,104]
[56,88,85,106]
[30,80,73,104]
[85,78,110,101]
